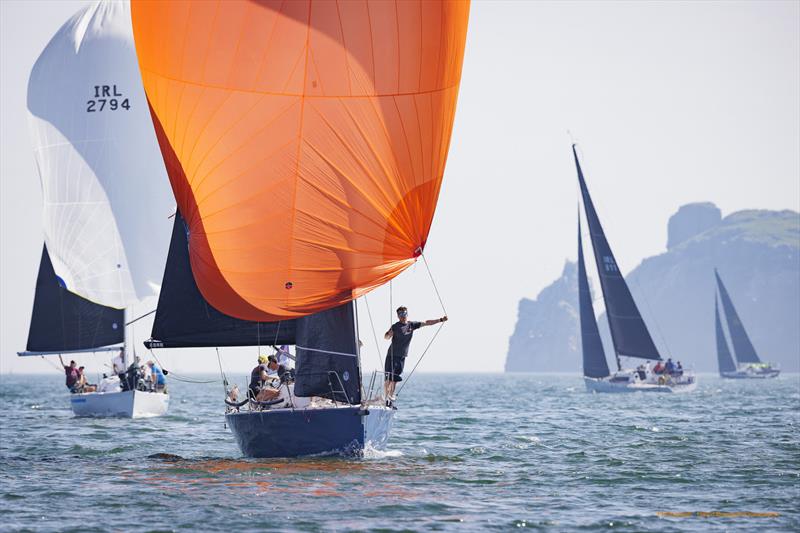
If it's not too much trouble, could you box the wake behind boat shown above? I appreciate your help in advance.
[715,270,780,379]
[574,145,696,393]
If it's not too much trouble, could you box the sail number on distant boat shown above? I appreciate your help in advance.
[86,84,130,112]
[602,256,619,273]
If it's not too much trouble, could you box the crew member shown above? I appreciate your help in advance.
[147,361,167,392]
[111,349,126,381]
[59,356,81,393]
[383,306,447,404]
[249,355,272,400]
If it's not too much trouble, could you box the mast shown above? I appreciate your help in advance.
[353,297,364,402]
[123,308,128,368]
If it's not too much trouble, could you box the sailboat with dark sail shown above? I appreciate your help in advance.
[17,1,173,417]
[574,145,696,393]
[715,270,780,379]
[131,0,469,456]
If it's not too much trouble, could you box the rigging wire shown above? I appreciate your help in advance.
[147,349,218,384]
[39,355,64,373]
[363,295,385,369]
[396,322,444,397]
[215,347,229,396]
[273,320,281,349]
[395,251,448,397]
[125,309,155,326]
[419,251,447,316]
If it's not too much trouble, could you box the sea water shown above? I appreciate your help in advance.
[1,373,798,532]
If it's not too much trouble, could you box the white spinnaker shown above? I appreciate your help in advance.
[27,0,173,308]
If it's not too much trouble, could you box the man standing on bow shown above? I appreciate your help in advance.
[384,306,447,404]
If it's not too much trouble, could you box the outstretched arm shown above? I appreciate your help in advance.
[59,355,65,368]
[384,328,393,340]
[422,316,448,327]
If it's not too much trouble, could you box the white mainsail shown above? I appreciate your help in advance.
[27,0,173,308]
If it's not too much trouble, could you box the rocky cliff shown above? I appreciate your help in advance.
[504,261,580,372]
[506,204,800,373]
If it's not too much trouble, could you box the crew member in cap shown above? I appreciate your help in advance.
[248,355,271,400]
[384,306,447,404]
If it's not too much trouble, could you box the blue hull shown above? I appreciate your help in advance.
[225,406,395,458]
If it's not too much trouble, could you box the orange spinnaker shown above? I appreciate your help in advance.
[131,0,469,321]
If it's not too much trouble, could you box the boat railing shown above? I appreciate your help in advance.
[324,370,351,405]
[229,370,354,412]
[364,370,390,404]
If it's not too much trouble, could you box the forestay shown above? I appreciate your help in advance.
[27,0,173,308]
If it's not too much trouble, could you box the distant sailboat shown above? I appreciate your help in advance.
[132,0,469,457]
[574,145,696,393]
[714,270,780,379]
[17,1,173,417]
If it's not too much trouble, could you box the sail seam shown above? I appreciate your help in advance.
[139,67,458,99]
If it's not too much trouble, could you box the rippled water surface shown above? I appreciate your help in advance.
[1,373,798,532]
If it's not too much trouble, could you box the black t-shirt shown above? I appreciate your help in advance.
[249,364,269,390]
[386,321,422,359]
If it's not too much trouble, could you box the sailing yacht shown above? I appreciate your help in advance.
[132,1,468,456]
[17,1,173,417]
[574,145,697,393]
[144,213,393,456]
[715,270,780,379]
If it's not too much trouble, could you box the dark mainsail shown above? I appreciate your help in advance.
[578,219,610,378]
[146,211,361,404]
[573,145,661,362]
[20,244,124,355]
[714,270,761,364]
[145,213,296,349]
[295,302,361,404]
[715,297,737,375]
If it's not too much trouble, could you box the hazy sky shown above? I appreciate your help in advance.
[2,1,798,380]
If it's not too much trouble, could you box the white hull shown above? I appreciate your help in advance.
[721,366,780,379]
[70,390,169,418]
[584,373,697,394]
